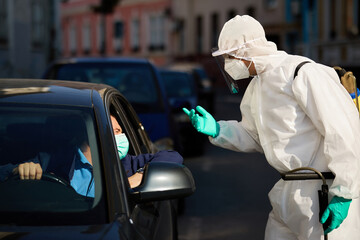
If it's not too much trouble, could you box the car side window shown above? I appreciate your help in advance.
[108,95,152,156]
[109,104,137,157]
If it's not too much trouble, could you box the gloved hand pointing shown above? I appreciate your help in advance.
[183,105,220,138]
[320,196,352,234]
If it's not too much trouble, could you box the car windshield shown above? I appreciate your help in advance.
[51,62,164,113]
[160,72,195,98]
[0,104,102,214]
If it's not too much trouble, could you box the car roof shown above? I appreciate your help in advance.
[52,57,151,65]
[158,68,190,75]
[0,78,113,107]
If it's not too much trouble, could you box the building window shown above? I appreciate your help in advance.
[196,16,203,53]
[288,0,301,20]
[97,17,103,53]
[211,13,219,48]
[82,19,91,55]
[176,19,185,53]
[267,34,280,47]
[31,0,45,49]
[286,32,298,54]
[227,9,237,20]
[246,6,256,17]
[265,0,278,10]
[69,21,77,56]
[131,18,140,52]
[113,20,124,53]
[330,0,337,39]
[357,0,360,35]
[343,0,358,36]
[149,14,165,51]
[0,0,8,46]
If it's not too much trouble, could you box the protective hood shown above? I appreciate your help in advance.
[212,15,278,75]
[212,15,277,57]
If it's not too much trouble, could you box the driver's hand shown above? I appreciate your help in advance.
[13,162,43,180]
[128,173,143,188]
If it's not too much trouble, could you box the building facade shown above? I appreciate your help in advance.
[168,0,297,88]
[0,0,61,78]
[0,0,297,79]
[170,0,360,77]
[2,0,360,79]
[308,0,360,69]
[61,0,172,66]
[170,0,289,58]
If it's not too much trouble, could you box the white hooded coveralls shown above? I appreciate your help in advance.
[210,15,360,239]
[210,51,360,239]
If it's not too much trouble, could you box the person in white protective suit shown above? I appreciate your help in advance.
[183,15,360,240]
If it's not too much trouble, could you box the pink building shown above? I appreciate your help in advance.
[61,0,172,66]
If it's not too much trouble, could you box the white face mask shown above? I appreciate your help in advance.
[115,133,129,159]
[224,58,251,80]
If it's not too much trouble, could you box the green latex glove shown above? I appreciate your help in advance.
[183,105,220,138]
[320,196,352,234]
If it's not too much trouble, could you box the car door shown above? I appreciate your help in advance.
[105,91,178,240]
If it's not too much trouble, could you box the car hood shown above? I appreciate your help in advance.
[0,221,133,240]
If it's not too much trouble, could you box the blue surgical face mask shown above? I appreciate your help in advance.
[115,133,129,159]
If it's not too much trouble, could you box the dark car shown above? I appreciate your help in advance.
[159,69,205,156]
[42,57,181,152]
[0,79,195,240]
[169,64,216,115]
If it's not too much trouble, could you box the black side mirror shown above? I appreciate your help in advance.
[130,162,196,203]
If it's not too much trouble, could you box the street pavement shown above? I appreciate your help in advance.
[178,87,280,240]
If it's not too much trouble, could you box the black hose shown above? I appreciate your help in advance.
[281,167,333,239]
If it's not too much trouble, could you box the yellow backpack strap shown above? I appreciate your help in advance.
[333,66,356,93]
[333,66,359,112]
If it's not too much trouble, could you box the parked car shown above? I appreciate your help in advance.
[42,57,181,152]
[158,69,206,156]
[191,67,216,114]
[0,79,195,240]
[169,63,216,115]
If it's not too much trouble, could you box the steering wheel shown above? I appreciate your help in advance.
[7,172,71,187]
[40,172,71,187]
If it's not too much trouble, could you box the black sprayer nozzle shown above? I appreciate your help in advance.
[318,184,331,233]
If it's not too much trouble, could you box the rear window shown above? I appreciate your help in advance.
[160,72,195,98]
[47,62,164,113]
[0,104,103,215]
